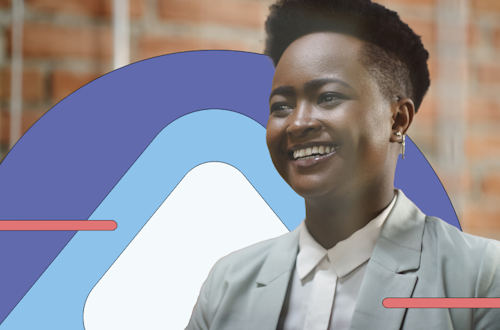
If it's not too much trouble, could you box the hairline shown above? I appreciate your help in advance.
[274,31,411,105]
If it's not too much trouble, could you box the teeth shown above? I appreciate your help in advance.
[293,145,338,159]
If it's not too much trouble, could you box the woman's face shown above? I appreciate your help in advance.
[266,32,397,201]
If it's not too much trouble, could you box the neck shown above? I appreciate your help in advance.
[304,186,396,250]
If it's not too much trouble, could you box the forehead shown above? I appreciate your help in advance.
[273,32,372,91]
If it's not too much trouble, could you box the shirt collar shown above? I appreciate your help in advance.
[296,192,398,280]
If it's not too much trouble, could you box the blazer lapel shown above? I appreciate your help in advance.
[246,226,300,330]
[349,262,418,330]
[350,190,426,330]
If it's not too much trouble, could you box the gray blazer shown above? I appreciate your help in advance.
[186,190,500,329]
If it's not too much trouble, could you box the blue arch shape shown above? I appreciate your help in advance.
[0,51,459,325]
[0,110,300,330]
[0,51,275,323]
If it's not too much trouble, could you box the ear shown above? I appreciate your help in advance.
[390,97,415,142]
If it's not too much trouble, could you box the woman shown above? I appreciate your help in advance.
[187,1,500,329]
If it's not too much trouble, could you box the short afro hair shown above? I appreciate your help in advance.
[264,0,430,112]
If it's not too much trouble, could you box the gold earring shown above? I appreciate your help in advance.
[393,132,405,159]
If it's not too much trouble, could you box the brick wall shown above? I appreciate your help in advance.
[0,0,274,153]
[374,0,500,239]
[0,0,499,238]
[461,0,500,239]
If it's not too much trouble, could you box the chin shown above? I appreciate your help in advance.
[289,181,333,200]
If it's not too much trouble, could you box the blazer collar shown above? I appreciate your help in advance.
[248,227,300,330]
[371,189,426,273]
[255,188,426,281]
[349,189,426,330]
[256,225,300,285]
[250,189,426,330]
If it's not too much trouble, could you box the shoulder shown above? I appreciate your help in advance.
[208,230,296,283]
[422,217,500,326]
[422,215,499,259]
[421,215,500,292]
[186,231,297,329]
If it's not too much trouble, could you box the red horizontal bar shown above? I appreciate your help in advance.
[383,298,500,309]
[0,220,117,231]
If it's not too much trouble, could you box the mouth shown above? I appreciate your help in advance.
[289,145,340,160]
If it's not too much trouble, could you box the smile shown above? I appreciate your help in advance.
[292,145,339,160]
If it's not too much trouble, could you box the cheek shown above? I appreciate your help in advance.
[360,109,392,164]
[266,120,285,160]
[265,123,277,151]
[352,107,389,156]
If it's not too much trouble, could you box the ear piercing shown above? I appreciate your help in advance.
[393,131,406,159]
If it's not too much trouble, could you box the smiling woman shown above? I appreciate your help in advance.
[267,33,404,250]
[186,1,500,330]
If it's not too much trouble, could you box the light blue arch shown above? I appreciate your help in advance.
[0,109,303,330]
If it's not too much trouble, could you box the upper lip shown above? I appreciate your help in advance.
[286,141,339,153]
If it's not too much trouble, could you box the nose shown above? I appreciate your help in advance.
[285,102,322,137]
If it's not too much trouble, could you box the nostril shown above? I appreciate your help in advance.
[286,121,322,137]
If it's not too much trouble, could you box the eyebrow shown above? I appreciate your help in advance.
[269,78,355,102]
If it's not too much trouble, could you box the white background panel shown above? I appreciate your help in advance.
[83,162,289,329]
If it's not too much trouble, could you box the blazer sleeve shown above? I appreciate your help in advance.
[473,240,500,329]
[185,262,218,330]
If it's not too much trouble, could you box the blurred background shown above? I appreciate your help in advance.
[0,0,498,239]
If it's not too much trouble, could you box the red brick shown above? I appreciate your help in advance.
[468,23,480,47]
[462,205,500,232]
[477,63,500,85]
[482,173,500,196]
[157,0,267,29]
[429,58,467,83]
[472,0,500,12]
[415,95,435,121]
[376,0,435,6]
[428,58,437,81]
[7,23,112,60]
[465,136,500,159]
[467,98,500,123]
[494,26,500,51]
[464,228,500,240]
[0,69,44,102]
[26,0,144,18]
[0,109,47,145]
[432,167,471,195]
[404,19,435,47]
[52,70,102,103]
[136,35,248,61]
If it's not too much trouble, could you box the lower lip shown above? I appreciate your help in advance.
[292,150,338,168]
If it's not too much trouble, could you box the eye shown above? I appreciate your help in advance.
[318,93,341,105]
[270,103,293,113]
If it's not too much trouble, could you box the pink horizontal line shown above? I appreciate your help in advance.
[384,298,500,308]
[0,220,117,231]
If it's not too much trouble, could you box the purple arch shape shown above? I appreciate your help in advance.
[0,51,459,324]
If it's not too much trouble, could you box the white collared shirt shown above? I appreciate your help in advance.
[277,193,397,330]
